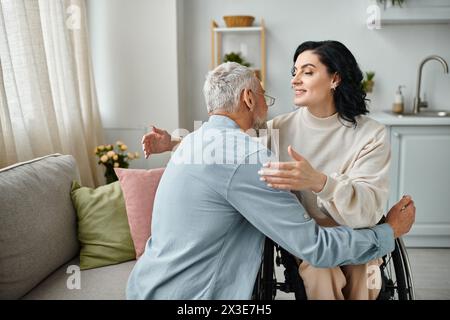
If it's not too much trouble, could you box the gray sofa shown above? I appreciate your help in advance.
[0,154,135,299]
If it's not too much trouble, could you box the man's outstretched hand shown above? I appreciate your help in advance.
[386,195,416,238]
[141,126,172,159]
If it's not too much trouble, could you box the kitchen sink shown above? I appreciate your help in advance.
[385,110,450,117]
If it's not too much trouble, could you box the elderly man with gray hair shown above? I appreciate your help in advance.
[126,62,415,300]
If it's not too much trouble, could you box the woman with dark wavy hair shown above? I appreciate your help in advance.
[259,40,390,300]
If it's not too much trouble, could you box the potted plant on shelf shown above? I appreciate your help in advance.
[378,0,405,9]
[362,71,375,93]
[223,52,251,67]
[223,52,261,81]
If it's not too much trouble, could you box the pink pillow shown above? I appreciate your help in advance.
[114,167,165,258]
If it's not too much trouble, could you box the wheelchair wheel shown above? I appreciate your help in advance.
[252,238,277,300]
[277,246,307,300]
[254,237,415,300]
[378,238,415,300]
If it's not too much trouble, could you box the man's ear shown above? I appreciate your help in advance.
[242,88,256,112]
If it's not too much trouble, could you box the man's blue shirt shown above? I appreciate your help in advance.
[126,115,394,299]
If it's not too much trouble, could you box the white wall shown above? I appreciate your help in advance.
[86,0,450,149]
[180,0,450,129]
[176,0,189,130]
[87,0,179,168]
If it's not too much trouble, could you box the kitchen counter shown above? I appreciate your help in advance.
[370,111,450,126]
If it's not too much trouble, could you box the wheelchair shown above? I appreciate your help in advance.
[252,236,415,300]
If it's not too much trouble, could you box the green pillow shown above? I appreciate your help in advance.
[71,181,135,270]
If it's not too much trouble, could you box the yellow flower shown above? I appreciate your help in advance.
[94,147,98,154]
[113,155,119,161]
[98,145,105,151]
[114,162,120,168]
[100,155,108,163]
[116,140,124,146]
[107,144,113,151]
[120,144,128,151]
[127,152,135,160]
[107,151,116,158]
[134,152,140,159]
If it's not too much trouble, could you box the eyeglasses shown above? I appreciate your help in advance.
[255,92,276,107]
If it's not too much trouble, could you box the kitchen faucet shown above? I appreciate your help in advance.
[413,55,449,114]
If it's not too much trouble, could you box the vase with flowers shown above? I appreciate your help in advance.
[95,141,139,184]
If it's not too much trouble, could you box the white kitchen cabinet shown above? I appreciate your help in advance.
[388,125,450,247]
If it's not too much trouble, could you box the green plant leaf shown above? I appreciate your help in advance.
[377,0,405,8]
[223,52,251,67]
[365,72,375,81]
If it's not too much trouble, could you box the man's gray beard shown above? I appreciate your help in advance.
[253,116,267,131]
[252,116,268,137]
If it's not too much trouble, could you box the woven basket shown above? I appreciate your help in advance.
[223,15,255,27]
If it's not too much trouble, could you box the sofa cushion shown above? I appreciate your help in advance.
[0,154,80,299]
[71,181,136,270]
[114,168,165,258]
[21,258,135,300]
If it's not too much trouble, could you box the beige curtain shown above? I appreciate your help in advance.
[0,0,104,187]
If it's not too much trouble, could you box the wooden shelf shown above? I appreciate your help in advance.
[210,19,266,89]
[213,26,263,32]
[380,6,450,24]
[372,0,450,25]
